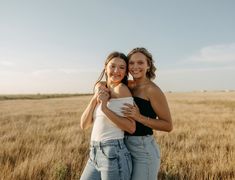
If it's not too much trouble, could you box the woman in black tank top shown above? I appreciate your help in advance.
[95,48,173,180]
[122,47,173,180]
[125,96,156,136]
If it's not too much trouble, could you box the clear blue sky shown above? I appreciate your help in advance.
[0,0,235,94]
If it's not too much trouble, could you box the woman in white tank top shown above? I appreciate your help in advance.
[80,52,135,180]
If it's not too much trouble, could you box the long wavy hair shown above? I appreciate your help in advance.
[94,52,128,90]
[127,47,156,80]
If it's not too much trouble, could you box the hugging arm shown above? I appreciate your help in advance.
[80,95,97,130]
[101,104,136,134]
[143,86,173,132]
[123,86,173,132]
[99,84,136,134]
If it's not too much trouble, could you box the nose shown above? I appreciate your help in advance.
[114,67,118,73]
[132,63,138,69]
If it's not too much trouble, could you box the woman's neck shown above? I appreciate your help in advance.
[106,81,120,89]
[133,77,150,86]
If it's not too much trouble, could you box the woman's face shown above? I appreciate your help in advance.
[128,52,149,79]
[106,57,127,84]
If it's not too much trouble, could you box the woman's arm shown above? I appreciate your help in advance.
[80,95,97,130]
[94,81,109,93]
[123,85,173,132]
[99,84,136,134]
[141,86,173,132]
[101,103,136,134]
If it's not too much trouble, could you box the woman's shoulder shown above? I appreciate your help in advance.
[146,82,164,97]
[112,83,132,98]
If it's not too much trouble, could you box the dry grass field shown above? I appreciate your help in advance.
[0,92,234,180]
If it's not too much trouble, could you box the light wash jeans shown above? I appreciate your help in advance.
[124,135,160,180]
[80,139,132,180]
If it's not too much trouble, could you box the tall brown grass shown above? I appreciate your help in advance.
[0,92,234,180]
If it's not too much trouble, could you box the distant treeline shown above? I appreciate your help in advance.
[0,93,92,100]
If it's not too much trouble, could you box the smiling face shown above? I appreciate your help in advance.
[128,52,150,79]
[105,57,127,85]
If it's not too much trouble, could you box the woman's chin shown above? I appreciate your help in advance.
[110,79,122,84]
[131,74,142,79]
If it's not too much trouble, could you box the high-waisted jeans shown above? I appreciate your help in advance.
[124,135,161,180]
[80,139,132,180]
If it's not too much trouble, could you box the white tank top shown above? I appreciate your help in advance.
[91,97,134,142]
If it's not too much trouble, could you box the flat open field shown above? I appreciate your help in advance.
[0,92,234,180]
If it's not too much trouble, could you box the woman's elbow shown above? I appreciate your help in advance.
[80,122,85,130]
[127,123,136,134]
[80,120,88,130]
[166,122,173,132]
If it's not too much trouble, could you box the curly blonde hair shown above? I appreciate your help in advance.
[127,47,156,80]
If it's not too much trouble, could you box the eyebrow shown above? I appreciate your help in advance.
[110,63,126,66]
[129,59,144,62]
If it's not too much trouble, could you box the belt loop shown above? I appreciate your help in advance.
[118,139,123,149]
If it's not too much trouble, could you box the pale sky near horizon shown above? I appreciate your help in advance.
[1,0,235,94]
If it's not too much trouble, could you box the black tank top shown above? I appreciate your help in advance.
[125,96,157,136]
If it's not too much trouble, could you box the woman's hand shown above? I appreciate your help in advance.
[122,103,141,121]
[94,83,110,102]
[97,90,110,106]
[95,83,110,95]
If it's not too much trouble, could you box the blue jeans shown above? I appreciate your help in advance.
[80,139,132,180]
[124,135,160,180]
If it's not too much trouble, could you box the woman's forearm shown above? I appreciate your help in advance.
[101,103,136,134]
[138,114,173,132]
[80,96,97,130]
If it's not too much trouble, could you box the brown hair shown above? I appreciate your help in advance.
[94,51,128,89]
[127,47,156,80]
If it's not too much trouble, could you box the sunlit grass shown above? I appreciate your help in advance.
[0,93,92,100]
[0,92,234,179]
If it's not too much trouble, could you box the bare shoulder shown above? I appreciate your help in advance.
[113,83,132,98]
[146,82,165,99]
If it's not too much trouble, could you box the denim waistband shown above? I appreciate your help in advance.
[125,135,154,141]
[90,139,125,149]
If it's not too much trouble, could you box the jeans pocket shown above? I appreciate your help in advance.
[101,145,118,159]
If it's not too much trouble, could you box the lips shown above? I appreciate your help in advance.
[130,70,141,74]
[132,71,140,74]
[112,74,121,78]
